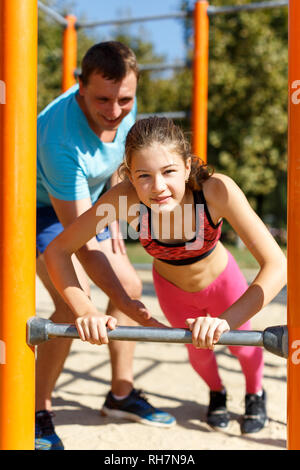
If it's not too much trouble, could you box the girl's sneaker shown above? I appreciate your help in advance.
[101,388,176,428]
[240,389,268,434]
[35,410,64,450]
[207,389,230,429]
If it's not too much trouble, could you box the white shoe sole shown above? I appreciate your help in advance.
[101,407,176,428]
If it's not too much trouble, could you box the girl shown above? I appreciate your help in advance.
[44,117,286,434]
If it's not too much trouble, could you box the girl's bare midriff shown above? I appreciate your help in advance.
[153,241,229,293]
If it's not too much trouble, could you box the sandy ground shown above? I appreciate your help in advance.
[36,266,287,451]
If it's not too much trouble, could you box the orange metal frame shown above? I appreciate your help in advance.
[0,0,297,451]
[192,0,209,163]
[287,0,300,451]
[62,14,77,93]
[194,0,298,449]
[0,0,37,449]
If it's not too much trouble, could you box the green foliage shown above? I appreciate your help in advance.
[38,7,63,111]
[37,0,95,112]
[125,239,261,269]
[208,1,288,193]
[180,0,288,227]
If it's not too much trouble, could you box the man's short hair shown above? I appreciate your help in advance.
[79,41,139,85]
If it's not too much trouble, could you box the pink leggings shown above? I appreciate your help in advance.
[152,251,264,394]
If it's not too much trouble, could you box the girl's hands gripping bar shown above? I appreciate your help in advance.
[186,316,230,350]
[75,312,117,345]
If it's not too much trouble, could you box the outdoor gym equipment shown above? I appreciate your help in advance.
[26,317,289,359]
[1,0,298,451]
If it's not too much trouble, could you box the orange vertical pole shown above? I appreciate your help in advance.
[287,0,300,451]
[0,0,37,450]
[192,0,209,163]
[62,14,77,92]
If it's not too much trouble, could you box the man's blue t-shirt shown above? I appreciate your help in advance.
[37,84,136,207]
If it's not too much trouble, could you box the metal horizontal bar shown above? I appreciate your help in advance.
[27,318,288,358]
[138,62,188,72]
[137,111,189,120]
[207,0,288,16]
[37,1,288,28]
[28,317,263,346]
[38,1,68,26]
[76,11,189,29]
[60,325,264,346]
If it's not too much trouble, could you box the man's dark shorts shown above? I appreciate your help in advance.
[36,206,111,257]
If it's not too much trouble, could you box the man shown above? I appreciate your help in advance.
[35,42,175,450]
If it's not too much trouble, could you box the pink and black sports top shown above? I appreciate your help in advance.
[138,190,223,266]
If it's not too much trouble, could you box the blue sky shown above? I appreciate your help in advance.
[69,0,187,63]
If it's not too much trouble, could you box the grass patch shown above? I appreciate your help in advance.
[125,242,153,264]
[125,241,286,269]
[225,245,259,269]
[125,241,262,269]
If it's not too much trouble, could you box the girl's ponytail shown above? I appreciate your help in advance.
[188,155,214,191]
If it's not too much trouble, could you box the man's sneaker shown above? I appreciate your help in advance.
[240,389,268,434]
[207,389,230,429]
[35,410,64,450]
[101,388,176,428]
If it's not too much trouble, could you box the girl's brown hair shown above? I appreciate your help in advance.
[120,116,213,190]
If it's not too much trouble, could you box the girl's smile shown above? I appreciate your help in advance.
[150,195,172,204]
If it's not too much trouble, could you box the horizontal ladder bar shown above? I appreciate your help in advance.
[207,0,288,16]
[76,11,189,29]
[137,111,189,120]
[38,1,68,26]
[27,317,288,358]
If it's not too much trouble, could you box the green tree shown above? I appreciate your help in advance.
[38,6,63,111]
[37,4,185,117]
[38,0,95,112]
[180,0,288,228]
